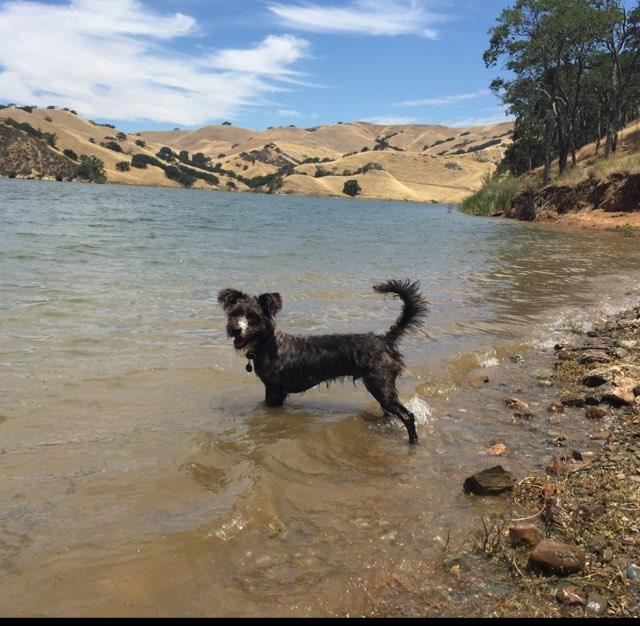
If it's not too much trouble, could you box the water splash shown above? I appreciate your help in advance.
[405,395,433,425]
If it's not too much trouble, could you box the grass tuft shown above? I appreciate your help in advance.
[459,173,522,216]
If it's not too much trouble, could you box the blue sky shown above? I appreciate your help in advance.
[0,0,513,131]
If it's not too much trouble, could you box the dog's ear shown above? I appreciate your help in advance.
[258,292,282,317]
[218,288,247,311]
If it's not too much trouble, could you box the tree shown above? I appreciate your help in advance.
[178,150,190,163]
[116,161,130,172]
[63,148,78,161]
[116,131,127,141]
[135,139,146,147]
[343,179,361,196]
[156,146,175,162]
[76,155,107,183]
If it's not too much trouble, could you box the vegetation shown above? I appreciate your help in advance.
[156,146,176,162]
[63,148,78,161]
[486,0,640,182]
[115,161,130,172]
[116,131,127,142]
[460,173,523,215]
[103,140,123,153]
[343,179,361,197]
[135,139,146,148]
[131,153,163,168]
[76,155,107,183]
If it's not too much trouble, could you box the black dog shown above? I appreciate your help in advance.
[218,280,427,444]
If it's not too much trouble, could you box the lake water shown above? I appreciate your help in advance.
[1,179,640,616]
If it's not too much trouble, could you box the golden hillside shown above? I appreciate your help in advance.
[0,106,513,202]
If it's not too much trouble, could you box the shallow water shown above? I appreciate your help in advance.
[1,179,640,616]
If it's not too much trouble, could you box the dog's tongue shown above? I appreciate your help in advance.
[234,337,247,349]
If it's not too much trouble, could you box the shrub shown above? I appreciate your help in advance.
[63,148,78,161]
[44,116,52,123]
[131,153,162,168]
[70,110,77,115]
[135,139,146,147]
[178,150,190,163]
[104,140,123,153]
[156,146,175,162]
[89,137,96,144]
[116,160,130,172]
[459,173,522,216]
[164,165,194,188]
[116,131,127,141]
[44,132,56,147]
[343,179,361,197]
[19,105,34,113]
[76,155,107,183]
[222,121,232,126]
[46,105,56,110]
[314,166,331,178]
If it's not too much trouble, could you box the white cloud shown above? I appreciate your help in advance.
[268,0,444,38]
[0,0,310,125]
[277,108,304,117]
[444,114,513,128]
[395,89,489,107]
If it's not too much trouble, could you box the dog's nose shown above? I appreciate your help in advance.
[230,327,241,338]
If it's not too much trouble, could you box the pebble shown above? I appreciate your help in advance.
[508,525,541,547]
[487,443,507,456]
[556,585,586,607]
[585,592,607,617]
[547,403,564,414]
[463,465,515,496]
[528,540,586,576]
[561,393,585,408]
[627,563,640,582]
[585,406,606,420]
[510,354,524,364]
[504,397,528,411]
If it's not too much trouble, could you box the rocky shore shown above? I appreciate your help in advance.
[464,305,640,617]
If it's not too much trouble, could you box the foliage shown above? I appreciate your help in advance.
[343,179,361,196]
[131,153,162,168]
[156,146,176,162]
[103,140,123,153]
[459,173,523,215]
[135,139,146,147]
[63,148,78,161]
[115,160,130,172]
[76,155,107,183]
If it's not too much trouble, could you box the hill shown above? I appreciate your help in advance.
[0,105,513,202]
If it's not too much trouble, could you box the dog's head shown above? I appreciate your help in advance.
[217,288,282,351]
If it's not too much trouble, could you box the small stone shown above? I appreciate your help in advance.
[450,564,462,580]
[591,429,611,440]
[510,354,524,364]
[547,403,565,414]
[617,339,637,350]
[571,450,583,461]
[487,443,507,456]
[509,525,541,547]
[546,457,568,476]
[505,397,528,411]
[627,563,640,582]
[537,379,553,388]
[463,465,515,496]
[585,592,607,617]
[579,502,605,519]
[557,350,574,361]
[582,369,611,388]
[602,381,636,406]
[561,393,585,408]
[529,540,585,576]
[514,410,535,420]
[585,406,606,420]
[556,585,586,607]
[580,350,612,365]
[634,385,640,397]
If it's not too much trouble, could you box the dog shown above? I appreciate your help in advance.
[217,280,427,444]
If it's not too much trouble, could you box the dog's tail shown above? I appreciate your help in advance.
[373,279,428,345]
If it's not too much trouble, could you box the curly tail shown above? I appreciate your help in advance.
[373,279,428,345]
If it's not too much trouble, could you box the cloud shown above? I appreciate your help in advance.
[444,114,513,128]
[0,0,310,125]
[395,89,489,107]
[268,0,444,38]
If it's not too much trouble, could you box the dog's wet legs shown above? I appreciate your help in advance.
[363,376,418,445]
[265,386,286,407]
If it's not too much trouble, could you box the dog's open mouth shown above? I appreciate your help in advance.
[233,337,247,349]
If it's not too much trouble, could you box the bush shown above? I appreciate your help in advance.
[44,132,56,147]
[131,153,162,168]
[116,161,130,172]
[178,150,190,163]
[116,131,127,141]
[76,155,107,183]
[222,121,232,126]
[104,140,123,153]
[44,116,52,123]
[164,165,194,188]
[135,139,146,148]
[459,173,522,216]
[89,137,96,144]
[63,148,78,161]
[343,179,361,197]
[46,105,56,110]
[156,146,175,162]
[19,105,34,113]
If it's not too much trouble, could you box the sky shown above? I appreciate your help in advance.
[0,0,514,131]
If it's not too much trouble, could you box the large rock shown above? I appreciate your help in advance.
[463,465,515,496]
[509,525,541,547]
[602,378,637,406]
[528,540,586,576]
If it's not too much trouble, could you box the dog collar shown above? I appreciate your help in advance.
[245,351,255,373]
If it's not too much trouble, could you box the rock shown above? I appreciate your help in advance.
[487,443,507,456]
[585,592,607,617]
[547,403,565,414]
[571,450,583,461]
[557,350,575,361]
[591,429,611,440]
[617,339,637,350]
[528,540,586,576]
[627,563,640,582]
[580,502,605,518]
[634,385,640,397]
[546,457,568,476]
[510,354,524,364]
[514,410,535,420]
[537,379,553,388]
[602,379,636,406]
[509,525,541,547]
[609,347,628,359]
[505,397,528,411]
[561,393,585,408]
[556,585,587,607]
[586,329,599,338]
[463,465,515,496]
[579,350,612,365]
[582,369,612,388]
[585,406,606,420]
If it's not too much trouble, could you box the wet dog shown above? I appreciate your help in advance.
[217,280,427,444]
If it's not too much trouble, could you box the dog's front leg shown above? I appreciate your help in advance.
[265,386,286,407]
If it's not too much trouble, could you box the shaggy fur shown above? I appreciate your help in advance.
[218,280,428,444]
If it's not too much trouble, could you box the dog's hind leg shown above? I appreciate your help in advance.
[265,386,286,407]
[363,375,418,445]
